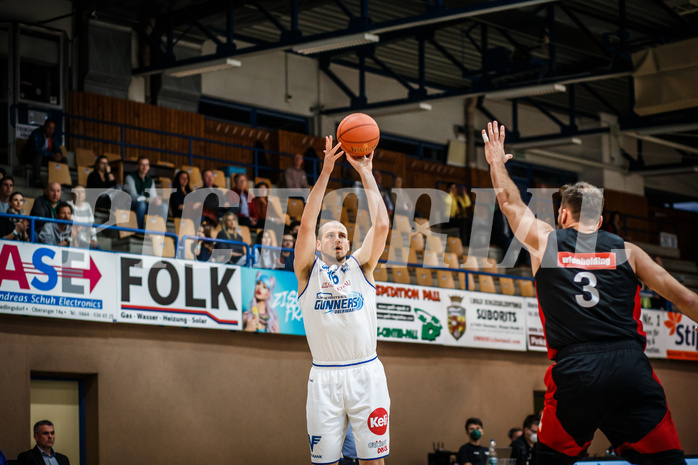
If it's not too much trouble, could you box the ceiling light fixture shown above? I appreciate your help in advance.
[485,83,567,100]
[367,102,432,117]
[507,136,581,150]
[293,33,379,55]
[166,57,241,77]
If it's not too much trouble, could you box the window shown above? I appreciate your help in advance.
[18,27,63,107]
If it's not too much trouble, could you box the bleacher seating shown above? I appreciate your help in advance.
[48,162,72,187]
[6,125,554,299]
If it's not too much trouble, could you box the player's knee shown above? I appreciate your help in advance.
[358,459,384,465]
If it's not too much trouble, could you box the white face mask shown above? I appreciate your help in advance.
[530,433,538,444]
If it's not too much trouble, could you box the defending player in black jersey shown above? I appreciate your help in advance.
[483,120,698,465]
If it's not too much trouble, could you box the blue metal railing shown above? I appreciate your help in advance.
[250,244,295,267]
[62,112,373,187]
[0,211,677,305]
[179,234,250,265]
[0,212,178,252]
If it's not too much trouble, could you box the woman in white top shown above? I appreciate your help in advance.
[69,185,98,248]
[254,229,280,269]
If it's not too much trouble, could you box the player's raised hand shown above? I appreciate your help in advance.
[483,120,513,167]
[346,150,374,174]
[322,136,344,174]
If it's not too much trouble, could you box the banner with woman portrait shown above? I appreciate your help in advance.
[240,267,305,335]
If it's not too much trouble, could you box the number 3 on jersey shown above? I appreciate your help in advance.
[574,271,600,308]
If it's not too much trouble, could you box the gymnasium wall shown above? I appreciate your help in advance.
[2,313,697,465]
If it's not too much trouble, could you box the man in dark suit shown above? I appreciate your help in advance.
[21,119,66,188]
[17,420,71,465]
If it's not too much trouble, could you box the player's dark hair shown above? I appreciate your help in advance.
[523,414,540,430]
[465,417,483,430]
[560,181,604,225]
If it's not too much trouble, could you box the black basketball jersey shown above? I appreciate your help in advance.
[534,228,645,360]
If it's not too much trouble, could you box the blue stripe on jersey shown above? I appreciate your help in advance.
[350,255,376,290]
[312,355,378,368]
[298,257,317,299]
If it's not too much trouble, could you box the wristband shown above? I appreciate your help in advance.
[13,229,19,237]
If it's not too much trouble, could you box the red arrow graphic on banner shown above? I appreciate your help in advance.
[81,256,102,293]
[21,256,103,293]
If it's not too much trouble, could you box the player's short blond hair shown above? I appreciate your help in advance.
[317,220,347,240]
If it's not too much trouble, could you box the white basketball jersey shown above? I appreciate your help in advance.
[298,255,377,363]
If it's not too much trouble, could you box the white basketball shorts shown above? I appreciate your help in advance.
[306,354,391,464]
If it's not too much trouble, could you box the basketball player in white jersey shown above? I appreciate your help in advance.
[295,136,391,465]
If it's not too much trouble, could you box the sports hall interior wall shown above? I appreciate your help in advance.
[2,312,697,465]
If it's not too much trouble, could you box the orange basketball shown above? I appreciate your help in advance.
[337,113,380,157]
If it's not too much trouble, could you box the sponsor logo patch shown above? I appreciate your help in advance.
[313,291,364,314]
[557,252,616,270]
[368,408,389,435]
[308,435,321,452]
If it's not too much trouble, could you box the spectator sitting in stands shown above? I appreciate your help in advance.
[252,181,283,230]
[21,119,66,188]
[254,229,279,269]
[373,170,394,217]
[30,182,63,232]
[193,224,214,262]
[169,170,192,219]
[0,176,14,213]
[278,231,295,272]
[87,155,117,209]
[214,212,247,265]
[289,220,301,237]
[284,153,310,189]
[457,417,488,465]
[447,182,472,245]
[122,156,167,230]
[198,169,236,226]
[603,210,625,239]
[391,175,414,218]
[1,192,30,241]
[231,173,259,228]
[510,414,539,465]
[69,186,98,249]
[507,427,523,443]
[38,202,78,247]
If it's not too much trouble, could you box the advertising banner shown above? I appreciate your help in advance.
[374,283,527,351]
[2,241,696,361]
[642,309,698,361]
[240,267,304,334]
[525,298,548,352]
[117,255,242,330]
[444,291,527,351]
[0,242,117,323]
